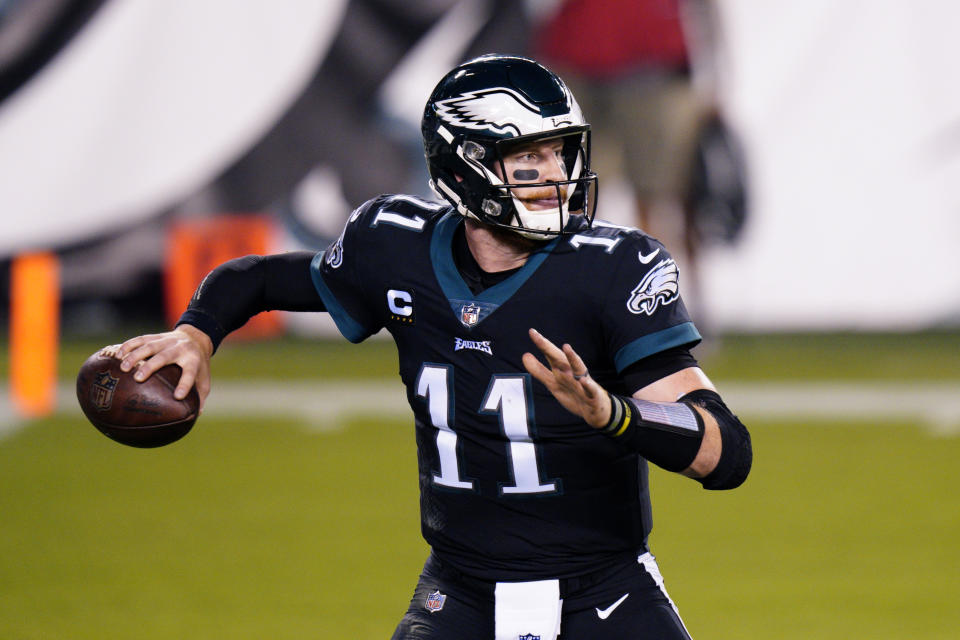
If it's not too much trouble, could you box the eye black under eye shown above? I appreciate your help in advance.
[512,169,540,181]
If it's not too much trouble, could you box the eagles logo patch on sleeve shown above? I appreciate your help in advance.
[627,259,680,316]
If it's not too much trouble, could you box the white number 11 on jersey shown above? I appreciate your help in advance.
[416,364,557,495]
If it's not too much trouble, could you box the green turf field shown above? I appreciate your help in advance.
[2,332,959,638]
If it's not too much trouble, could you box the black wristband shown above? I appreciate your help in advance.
[601,394,705,472]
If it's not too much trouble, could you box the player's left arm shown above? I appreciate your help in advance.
[523,329,751,490]
[633,367,738,484]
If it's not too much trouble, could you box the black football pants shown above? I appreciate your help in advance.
[391,552,692,639]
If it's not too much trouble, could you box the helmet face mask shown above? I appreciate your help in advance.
[422,55,598,239]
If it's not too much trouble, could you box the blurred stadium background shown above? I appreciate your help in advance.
[1,1,958,638]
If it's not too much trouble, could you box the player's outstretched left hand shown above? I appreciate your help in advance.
[522,328,612,429]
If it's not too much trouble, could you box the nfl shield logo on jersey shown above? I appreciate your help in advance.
[460,303,481,327]
[424,590,446,613]
[90,371,119,411]
[518,635,540,640]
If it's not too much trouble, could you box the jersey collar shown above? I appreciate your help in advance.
[430,213,560,327]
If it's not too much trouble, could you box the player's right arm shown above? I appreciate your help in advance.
[117,251,322,408]
[118,194,401,404]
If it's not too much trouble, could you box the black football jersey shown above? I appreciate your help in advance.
[310,195,701,581]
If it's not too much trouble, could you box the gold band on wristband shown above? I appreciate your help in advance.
[614,400,632,437]
[602,393,632,437]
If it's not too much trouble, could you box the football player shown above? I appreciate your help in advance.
[117,55,751,639]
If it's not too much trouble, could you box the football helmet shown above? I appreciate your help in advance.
[422,54,597,239]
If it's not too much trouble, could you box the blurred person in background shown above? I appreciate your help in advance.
[533,0,747,324]
[112,55,751,639]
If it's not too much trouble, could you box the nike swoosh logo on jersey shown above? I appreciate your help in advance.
[638,249,660,264]
[596,593,630,619]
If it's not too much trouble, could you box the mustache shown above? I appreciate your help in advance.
[508,184,569,201]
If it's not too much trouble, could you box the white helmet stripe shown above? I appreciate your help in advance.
[437,124,454,143]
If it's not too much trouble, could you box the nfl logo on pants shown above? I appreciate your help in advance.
[424,590,446,612]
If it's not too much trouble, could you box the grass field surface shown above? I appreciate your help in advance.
[2,332,958,638]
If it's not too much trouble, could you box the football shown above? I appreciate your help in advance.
[76,345,199,448]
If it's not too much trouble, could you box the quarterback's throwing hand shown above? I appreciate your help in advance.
[117,324,214,410]
[522,328,612,429]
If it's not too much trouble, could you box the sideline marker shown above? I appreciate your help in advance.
[9,252,60,417]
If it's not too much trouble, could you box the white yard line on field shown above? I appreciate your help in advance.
[720,381,960,435]
[2,380,959,441]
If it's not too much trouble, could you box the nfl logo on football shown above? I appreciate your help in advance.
[91,371,119,411]
[424,590,446,613]
[460,303,480,327]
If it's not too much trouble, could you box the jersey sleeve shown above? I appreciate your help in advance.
[309,197,386,343]
[599,232,701,374]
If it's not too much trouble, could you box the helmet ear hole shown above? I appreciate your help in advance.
[482,199,502,217]
[463,141,486,161]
